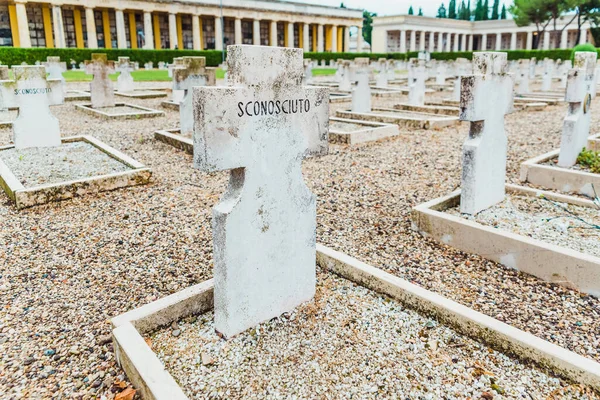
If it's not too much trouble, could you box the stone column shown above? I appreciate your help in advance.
[409,30,416,52]
[85,7,98,49]
[356,27,363,53]
[234,18,242,44]
[330,25,336,51]
[437,32,444,52]
[115,9,127,49]
[526,31,532,50]
[143,12,154,49]
[453,34,459,51]
[344,26,350,52]
[580,28,587,44]
[317,24,324,52]
[495,33,502,50]
[270,20,278,46]
[192,14,201,50]
[215,16,223,50]
[461,33,467,51]
[253,20,261,45]
[510,32,517,50]
[420,31,425,51]
[429,31,435,53]
[400,30,406,53]
[468,34,473,51]
[543,30,550,49]
[169,13,178,49]
[303,23,310,51]
[560,29,568,49]
[14,0,31,48]
[52,4,66,48]
[481,34,487,50]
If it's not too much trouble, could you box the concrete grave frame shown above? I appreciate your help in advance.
[0,135,151,209]
[434,99,548,112]
[160,100,179,111]
[394,103,459,116]
[110,244,600,400]
[115,90,167,99]
[412,184,600,297]
[154,128,192,154]
[64,90,91,102]
[336,107,459,130]
[520,134,600,197]
[75,102,164,120]
[329,117,399,145]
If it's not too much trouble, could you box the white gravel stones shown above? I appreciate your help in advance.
[151,270,582,399]
[0,141,132,187]
[460,52,514,215]
[449,194,600,258]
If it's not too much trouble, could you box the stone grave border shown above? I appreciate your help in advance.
[115,90,167,99]
[75,103,164,120]
[154,128,192,154]
[336,108,459,130]
[64,90,91,101]
[160,100,180,111]
[329,117,399,145]
[515,95,561,105]
[329,93,352,104]
[412,183,600,297]
[0,135,151,209]
[520,134,600,196]
[393,103,459,116]
[433,100,548,112]
[110,243,600,400]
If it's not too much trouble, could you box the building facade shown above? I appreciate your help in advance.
[372,15,593,53]
[0,0,363,52]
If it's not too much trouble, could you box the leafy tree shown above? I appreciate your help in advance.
[408,5,414,15]
[570,0,600,44]
[482,0,490,20]
[418,7,424,16]
[510,0,553,48]
[449,0,457,18]
[500,4,507,19]
[437,3,448,18]
[491,0,500,19]
[362,10,377,46]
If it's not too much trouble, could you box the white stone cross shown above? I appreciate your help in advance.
[408,59,427,106]
[541,58,554,92]
[376,60,388,87]
[85,54,115,108]
[338,60,352,92]
[43,56,66,81]
[304,59,313,84]
[168,58,185,102]
[460,52,514,215]
[115,56,135,93]
[557,51,597,167]
[0,66,63,149]
[517,59,530,94]
[529,57,537,79]
[352,62,371,112]
[436,61,447,85]
[193,45,329,338]
[173,57,216,135]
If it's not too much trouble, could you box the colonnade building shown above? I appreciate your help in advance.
[0,0,363,52]
[372,15,593,53]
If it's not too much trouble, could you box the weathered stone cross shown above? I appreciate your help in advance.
[0,66,63,148]
[44,56,66,81]
[174,56,216,135]
[517,59,530,94]
[557,51,597,167]
[193,45,329,338]
[85,53,116,108]
[352,59,371,112]
[460,52,514,215]
[115,56,135,93]
[408,58,426,106]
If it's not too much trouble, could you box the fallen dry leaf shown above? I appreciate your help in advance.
[116,387,136,400]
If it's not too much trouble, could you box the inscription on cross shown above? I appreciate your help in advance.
[460,52,514,215]
[0,66,63,148]
[85,54,116,108]
[173,57,216,135]
[558,51,597,167]
[193,45,329,338]
[115,56,135,93]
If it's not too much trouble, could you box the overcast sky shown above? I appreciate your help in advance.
[294,0,511,18]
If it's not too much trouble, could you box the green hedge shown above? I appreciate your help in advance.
[303,51,407,63]
[0,48,225,68]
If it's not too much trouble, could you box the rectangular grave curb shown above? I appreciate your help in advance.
[393,103,459,116]
[110,244,600,400]
[329,117,399,145]
[0,135,151,209]
[336,108,459,130]
[64,91,91,101]
[589,133,600,151]
[520,134,600,197]
[435,99,548,111]
[0,121,12,128]
[412,183,600,297]
[160,100,180,111]
[329,94,352,104]
[115,90,168,99]
[75,103,164,119]
[514,96,560,105]
[154,128,192,154]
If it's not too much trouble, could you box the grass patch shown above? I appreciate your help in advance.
[62,68,227,82]
[312,68,337,76]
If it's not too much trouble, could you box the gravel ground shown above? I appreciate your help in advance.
[330,120,366,132]
[0,81,599,398]
[0,142,132,187]
[448,194,600,258]
[86,105,155,115]
[542,155,596,172]
[151,268,590,400]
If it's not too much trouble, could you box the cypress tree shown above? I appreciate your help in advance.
[474,0,483,21]
[491,0,499,19]
[408,5,414,15]
[418,7,423,16]
[500,4,507,19]
[448,0,457,19]
[482,0,489,20]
